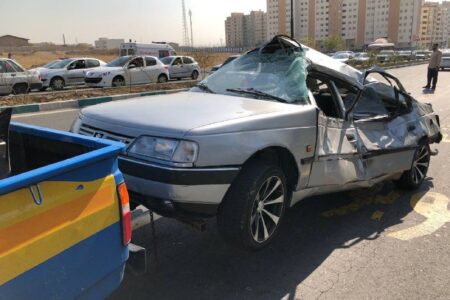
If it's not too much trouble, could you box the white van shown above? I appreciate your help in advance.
[119,42,177,59]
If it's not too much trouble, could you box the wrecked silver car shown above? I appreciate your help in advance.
[71,36,442,250]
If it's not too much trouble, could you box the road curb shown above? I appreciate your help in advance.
[2,88,189,115]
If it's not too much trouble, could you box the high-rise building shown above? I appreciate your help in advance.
[225,11,267,48]
[419,2,449,48]
[267,0,423,49]
[225,13,245,48]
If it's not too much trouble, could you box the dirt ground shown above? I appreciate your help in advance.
[0,81,198,106]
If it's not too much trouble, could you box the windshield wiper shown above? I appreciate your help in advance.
[195,83,215,94]
[226,88,288,104]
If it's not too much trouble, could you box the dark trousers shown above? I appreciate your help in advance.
[427,68,439,89]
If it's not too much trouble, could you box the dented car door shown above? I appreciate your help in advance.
[307,76,364,187]
[350,68,426,179]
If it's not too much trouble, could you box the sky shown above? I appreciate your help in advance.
[0,0,265,46]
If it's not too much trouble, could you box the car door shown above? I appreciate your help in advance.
[126,57,146,84]
[66,59,87,85]
[0,61,11,94]
[348,68,417,179]
[170,57,183,78]
[306,74,365,187]
[143,57,159,83]
[182,57,194,77]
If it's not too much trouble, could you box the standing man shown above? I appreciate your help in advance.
[423,43,442,91]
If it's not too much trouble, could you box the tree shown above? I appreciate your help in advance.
[322,36,345,52]
[299,37,316,49]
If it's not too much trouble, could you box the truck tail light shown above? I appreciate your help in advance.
[118,182,131,246]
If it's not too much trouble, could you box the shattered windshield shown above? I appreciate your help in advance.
[194,38,309,104]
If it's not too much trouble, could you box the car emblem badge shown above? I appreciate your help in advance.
[93,132,104,138]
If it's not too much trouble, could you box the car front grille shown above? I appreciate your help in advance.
[79,124,134,145]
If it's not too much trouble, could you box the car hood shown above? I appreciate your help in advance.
[80,91,301,138]
[86,66,124,77]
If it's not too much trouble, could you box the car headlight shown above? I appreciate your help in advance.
[70,117,82,133]
[127,136,199,164]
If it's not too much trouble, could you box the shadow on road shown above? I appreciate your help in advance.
[110,180,434,300]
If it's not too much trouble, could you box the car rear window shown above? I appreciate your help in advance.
[183,57,194,64]
[145,57,157,66]
[86,60,100,68]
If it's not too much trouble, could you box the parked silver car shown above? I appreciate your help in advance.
[160,56,200,80]
[0,58,42,95]
[39,58,106,90]
[72,36,442,250]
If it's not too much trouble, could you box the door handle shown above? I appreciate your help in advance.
[29,184,44,206]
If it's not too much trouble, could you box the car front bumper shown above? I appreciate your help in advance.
[29,82,43,90]
[85,77,106,87]
[118,157,240,219]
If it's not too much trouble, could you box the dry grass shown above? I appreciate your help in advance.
[1,50,238,69]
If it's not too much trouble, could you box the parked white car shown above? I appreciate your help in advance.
[0,58,42,95]
[332,53,352,63]
[85,56,170,87]
[160,56,200,80]
[39,58,106,90]
[440,50,450,70]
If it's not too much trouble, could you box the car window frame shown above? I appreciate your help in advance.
[308,71,350,120]
[86,59,100,68]
[145,57,157,67]
[182,57,194,64]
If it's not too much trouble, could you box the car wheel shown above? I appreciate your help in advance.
[217,160,288,250]
[394,142,430,190]
[12,83,29,95]
[191,70,199,80]
[157,74,168,83]
[112,76,125,87]
[39,87,47,92]
[50,77,65,90]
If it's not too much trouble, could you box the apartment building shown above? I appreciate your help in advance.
[419,2,448,48]
[225,11,267,48]
[267,0,423,48]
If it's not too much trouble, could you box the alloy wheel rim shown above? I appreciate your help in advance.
[412,145,430,184]
[114,79,124,87]
[250,176,285,243]
[54,79,63,89]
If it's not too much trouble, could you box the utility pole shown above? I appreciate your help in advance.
[62,34,66,46]
[181,0,190,46]
[290,0,294,38]
[189,9,194,47]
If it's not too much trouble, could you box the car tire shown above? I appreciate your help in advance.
[112,76,125,87]
[217,160,288,250]
[394,141,431,190]
[191,70,199,80]
[50,77,65,91]
[12,83,29,95]
[157,74,168,83]
[39,87,47,92]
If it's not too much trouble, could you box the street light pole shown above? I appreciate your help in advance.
[290,0,295,38]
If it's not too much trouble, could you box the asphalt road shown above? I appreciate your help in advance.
[13,64,450,300]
